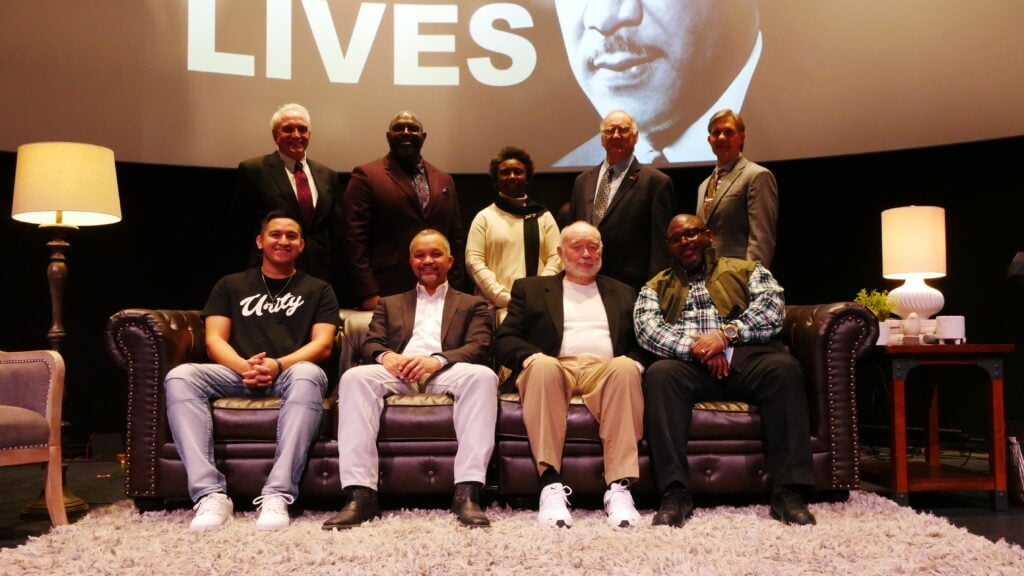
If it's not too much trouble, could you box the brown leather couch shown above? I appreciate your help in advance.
[495,302,878,498]
[106,301,875,509]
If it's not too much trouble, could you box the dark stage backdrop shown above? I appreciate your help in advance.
[2,137,1022,452]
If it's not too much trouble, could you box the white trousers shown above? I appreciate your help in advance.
[337,362,498,489]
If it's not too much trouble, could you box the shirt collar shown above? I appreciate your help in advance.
[602,155,635,179]
[415,281,449,300]
[276,151,306,172]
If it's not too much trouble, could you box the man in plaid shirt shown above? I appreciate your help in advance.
[633,213,816,528]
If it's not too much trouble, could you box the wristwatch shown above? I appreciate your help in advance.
[722,323,740,345]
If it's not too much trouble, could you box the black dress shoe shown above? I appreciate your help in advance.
[770,490,817,526]
[652,488,695,527]
[322,486,381,530]
[451,482,490,528]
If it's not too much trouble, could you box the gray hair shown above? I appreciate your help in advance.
[270,103,311,130]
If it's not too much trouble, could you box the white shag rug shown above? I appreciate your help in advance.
[3,491,1022,576]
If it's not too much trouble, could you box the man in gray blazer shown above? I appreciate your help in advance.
[230,103,341,287]
[323,229,497,530]
[696,109,778,267]
[567,110,676,290]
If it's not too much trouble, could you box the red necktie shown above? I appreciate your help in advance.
[294,161,314,224]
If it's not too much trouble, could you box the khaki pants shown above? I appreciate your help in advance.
[516,354,643,485]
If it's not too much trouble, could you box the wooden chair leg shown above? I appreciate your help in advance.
[45,447,69,526]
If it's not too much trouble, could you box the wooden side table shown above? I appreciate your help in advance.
[865,343,1014,510]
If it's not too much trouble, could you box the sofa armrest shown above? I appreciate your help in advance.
[104,309,205,496]
[782,302,878,489]
[338,309,374,374]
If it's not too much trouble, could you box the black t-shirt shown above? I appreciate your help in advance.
[202,269,339,359]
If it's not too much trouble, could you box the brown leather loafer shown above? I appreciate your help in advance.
[451,482,490,528]
[770,490,817,526]
[322,486,381,530]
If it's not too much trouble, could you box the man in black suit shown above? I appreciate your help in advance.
[567,110,676,290]
[494,221,647,529]
[230,103,342,291]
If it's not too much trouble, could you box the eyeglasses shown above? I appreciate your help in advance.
[666,228,707,244]
[279,125,309,134]
[601,125,634,137]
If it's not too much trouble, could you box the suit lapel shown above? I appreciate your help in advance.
[602,158,640,220]
[440,288,458,344]
[582,166,600,221]
[596,277,621,352]
[400,290,418,344]
[424,161,444,218]
[706,156,747,219]
[543,278,565,346]
[307,159,332,223]
[384,156,422,215]
[264,154,302,214]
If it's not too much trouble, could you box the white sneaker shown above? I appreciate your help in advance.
[538,482,573,528]
[254,493,295,531]
[603,480,641,528]
[190,493,233,532]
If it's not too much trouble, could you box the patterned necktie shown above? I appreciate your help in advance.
[702,169,719,219]
[413,165,430,211]
[294,161,314,224]
[592,167,613,224]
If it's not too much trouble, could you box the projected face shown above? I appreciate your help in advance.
[555,0,759,146]
[272,111,311,162]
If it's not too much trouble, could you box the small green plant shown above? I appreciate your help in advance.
[854,289,895,320]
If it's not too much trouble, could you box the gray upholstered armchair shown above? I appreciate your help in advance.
[0,349,68,526]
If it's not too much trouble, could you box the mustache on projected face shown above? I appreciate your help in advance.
[586,35,665,72]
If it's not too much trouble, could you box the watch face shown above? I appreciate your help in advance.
[724,325,738,339]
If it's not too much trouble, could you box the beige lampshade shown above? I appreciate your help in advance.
[881,205,946,279]
[11,142,121,226]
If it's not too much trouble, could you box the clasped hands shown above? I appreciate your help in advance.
[382,351,442,384]
[242,352,280,388]
[691,331,730,379]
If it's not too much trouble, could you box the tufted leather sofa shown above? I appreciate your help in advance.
[106,301,876,509]
[495,302,879,498]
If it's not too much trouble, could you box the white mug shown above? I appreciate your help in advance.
[935,315,966,344]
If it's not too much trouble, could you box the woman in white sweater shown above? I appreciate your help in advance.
[466,146,562,323]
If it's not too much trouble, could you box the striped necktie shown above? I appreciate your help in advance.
[592,167,613,224]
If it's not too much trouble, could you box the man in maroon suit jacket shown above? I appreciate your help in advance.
[342,111,467,310]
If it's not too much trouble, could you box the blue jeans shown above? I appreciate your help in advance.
[165,361,327,502]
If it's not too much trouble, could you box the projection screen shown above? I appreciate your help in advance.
[3,0,1024,173]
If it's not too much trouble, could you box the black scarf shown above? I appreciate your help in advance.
[494,194,549,277]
